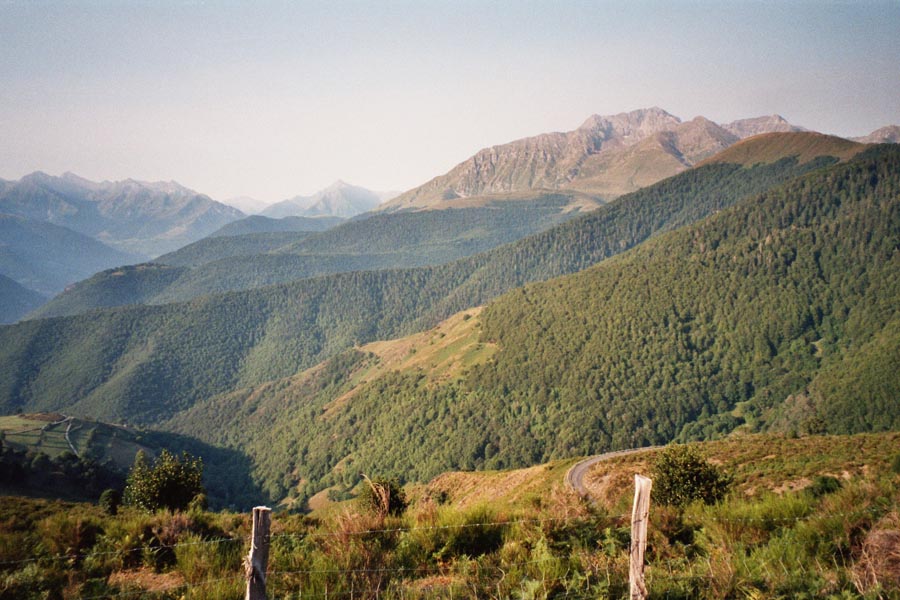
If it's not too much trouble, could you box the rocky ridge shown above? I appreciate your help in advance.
[380,108,897,212]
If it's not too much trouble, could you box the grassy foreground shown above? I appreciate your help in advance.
[2,433,899,599]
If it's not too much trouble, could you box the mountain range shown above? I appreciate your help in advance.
[29,191,588,319]
[381,108,810,211]
[0,133,878,422]
[0,172,244,257]
[379,107,900,213]
[1,106,899,509]
[0,172,248,321]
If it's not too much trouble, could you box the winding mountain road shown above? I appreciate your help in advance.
[565,446,660,498]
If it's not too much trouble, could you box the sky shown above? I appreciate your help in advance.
[2,1,899,204]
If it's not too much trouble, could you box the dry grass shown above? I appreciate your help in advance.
[700,131,865,167]
[581,432,900,510]
[418,460,575,511]
[321,307,496,419]
[107,567,185,593]
[854,511,900,595]
[360,306,496,381]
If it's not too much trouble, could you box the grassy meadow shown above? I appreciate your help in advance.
[2,432,898,599]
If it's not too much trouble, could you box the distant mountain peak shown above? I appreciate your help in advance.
[261,181,383,219]
[60,171,95,184]
[577,107,682,139]
[723,114,806,138]
[851,125,900,144]
[222,195,270,215]
[379,107,840,212]
[20,170,54,183]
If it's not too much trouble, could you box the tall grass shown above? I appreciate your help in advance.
[2,440,899,599]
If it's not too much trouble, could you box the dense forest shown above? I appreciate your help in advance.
[205,214,344,238]
[32,195,586,318]
[0,152,839,427]
[154,231,314,267]
[163,145,900,504]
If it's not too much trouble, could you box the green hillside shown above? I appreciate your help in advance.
[163,144,900,505]
[154,231,312,267]
[33,195,586,318]
[3,432,898,600]
[207,214,344,238]
[0,145,854,427]
[0,413,261,508]
[415,431,900,513]
[28,263,188,319]
[0,149,837,426]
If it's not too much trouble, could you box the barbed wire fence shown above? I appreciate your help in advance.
[2,506,883,569]
[0,495,891,598]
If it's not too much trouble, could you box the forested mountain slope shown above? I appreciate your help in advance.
[154,231,314,268]
[32,194,589,318]
[207,215,344,239]
[167,144,900,504]
[0,142,862,426]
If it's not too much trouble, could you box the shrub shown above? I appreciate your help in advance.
[807,475,842,498]
[434,505,504,561]
[123,450,205,512]
[99,489,121,515]
[357,475,407,517]
[651,444,732,507]
[35,513,102,564]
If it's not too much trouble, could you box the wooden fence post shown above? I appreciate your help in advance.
[245,506,272,600]
[630,474,652,600]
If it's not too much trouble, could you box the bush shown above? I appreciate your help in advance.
[123,450,205,512]
[807,475,842,498]
[99,489,121,515]
[434,505,504,560]
[651,444,732,507]
[357,475,408,517]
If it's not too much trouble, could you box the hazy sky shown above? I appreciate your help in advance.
[2,1,899,202]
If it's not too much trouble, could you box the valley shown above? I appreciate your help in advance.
[2,130,897,512]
